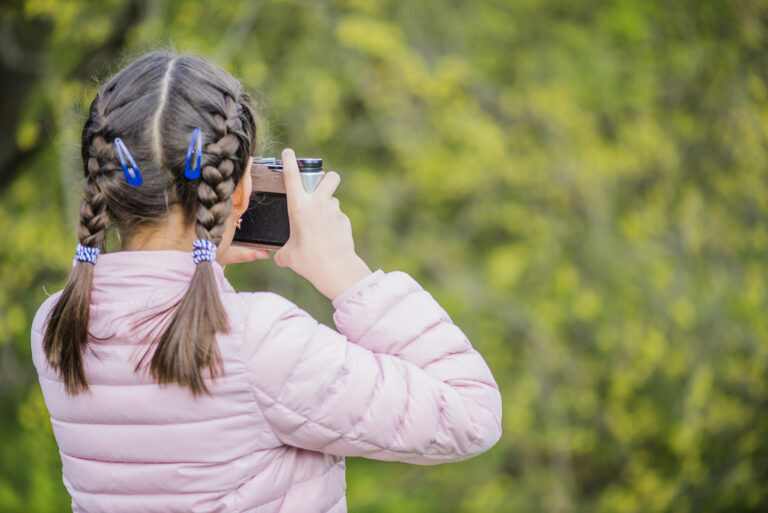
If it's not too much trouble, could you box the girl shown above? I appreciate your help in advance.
[31,51,502,513]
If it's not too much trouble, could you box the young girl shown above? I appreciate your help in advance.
[31,51,502,513]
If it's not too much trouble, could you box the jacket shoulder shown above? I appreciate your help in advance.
[31,290,63,373]
[32,290,64,336]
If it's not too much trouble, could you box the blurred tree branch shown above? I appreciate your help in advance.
[0,0,145,191]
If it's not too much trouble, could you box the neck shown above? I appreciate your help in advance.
[123,208,197,252]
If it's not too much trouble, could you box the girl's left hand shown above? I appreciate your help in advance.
[217,246,271,267]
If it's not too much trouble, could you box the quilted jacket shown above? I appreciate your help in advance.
[31,250,502,512]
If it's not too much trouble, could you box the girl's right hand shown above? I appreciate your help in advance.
[274,148,372,301]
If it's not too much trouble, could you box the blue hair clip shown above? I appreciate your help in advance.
[114,138,143,187]
[184,128,203,180]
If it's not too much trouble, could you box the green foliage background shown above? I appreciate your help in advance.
[1,0,767,511]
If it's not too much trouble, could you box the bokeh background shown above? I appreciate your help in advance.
[2,0,767,511]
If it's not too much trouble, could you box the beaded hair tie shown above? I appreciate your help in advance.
[192,239,217,264]
[74,243,100,264]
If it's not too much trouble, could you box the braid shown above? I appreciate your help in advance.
[78,135,111,248]
[148,89,254,395]
[43,98,118,394]
[194,98,242,245]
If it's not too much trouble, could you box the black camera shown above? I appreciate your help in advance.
[232,157,325,250]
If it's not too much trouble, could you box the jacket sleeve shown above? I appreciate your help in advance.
[242,270,502,464]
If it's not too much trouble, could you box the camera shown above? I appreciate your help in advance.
[232,157,325,250]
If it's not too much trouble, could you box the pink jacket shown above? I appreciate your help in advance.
[31,250,502,512]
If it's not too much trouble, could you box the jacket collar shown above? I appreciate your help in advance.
[88,250,234,305]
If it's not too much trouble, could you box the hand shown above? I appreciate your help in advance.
[274,148,372,300]
[217,246,271,267]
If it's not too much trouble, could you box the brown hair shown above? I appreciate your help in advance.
[43,51,257,395]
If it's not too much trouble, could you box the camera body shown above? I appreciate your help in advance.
[232,157,325,250]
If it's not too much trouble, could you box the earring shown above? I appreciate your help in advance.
[235,214,243,229]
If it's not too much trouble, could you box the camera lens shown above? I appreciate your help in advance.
[297,158,323,171]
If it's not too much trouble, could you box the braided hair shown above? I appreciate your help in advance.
[43,52,257,395]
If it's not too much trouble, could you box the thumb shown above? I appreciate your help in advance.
[274,247,289,268]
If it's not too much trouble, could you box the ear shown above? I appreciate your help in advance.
[231,160,253,215]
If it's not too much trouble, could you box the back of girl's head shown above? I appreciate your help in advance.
[45,51,257,396]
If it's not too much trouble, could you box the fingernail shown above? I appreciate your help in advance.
[283,148,294,157]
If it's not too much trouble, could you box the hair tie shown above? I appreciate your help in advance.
[184,128,203,180]
[192,239,217,264]
[75,243,100,264]
[114,138,143,187]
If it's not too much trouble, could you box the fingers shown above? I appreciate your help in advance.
[274,247,290,268]
[249,249,272,261]
[217,246,271,266]
[281,148,304,205]
[229,247,271,263]
[283,148,340,200]
[315,171,341,198]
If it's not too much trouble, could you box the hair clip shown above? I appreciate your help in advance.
[184,127,203,179]
[114,138,143,187]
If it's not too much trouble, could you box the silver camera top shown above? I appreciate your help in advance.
[252,157,325,192]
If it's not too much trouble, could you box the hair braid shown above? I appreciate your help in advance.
[44,98,118,394]
[194,96,242,245]
[148,88,253,396]
[78,135,112,248]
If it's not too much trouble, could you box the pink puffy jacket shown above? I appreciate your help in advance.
[31,250,502,512]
